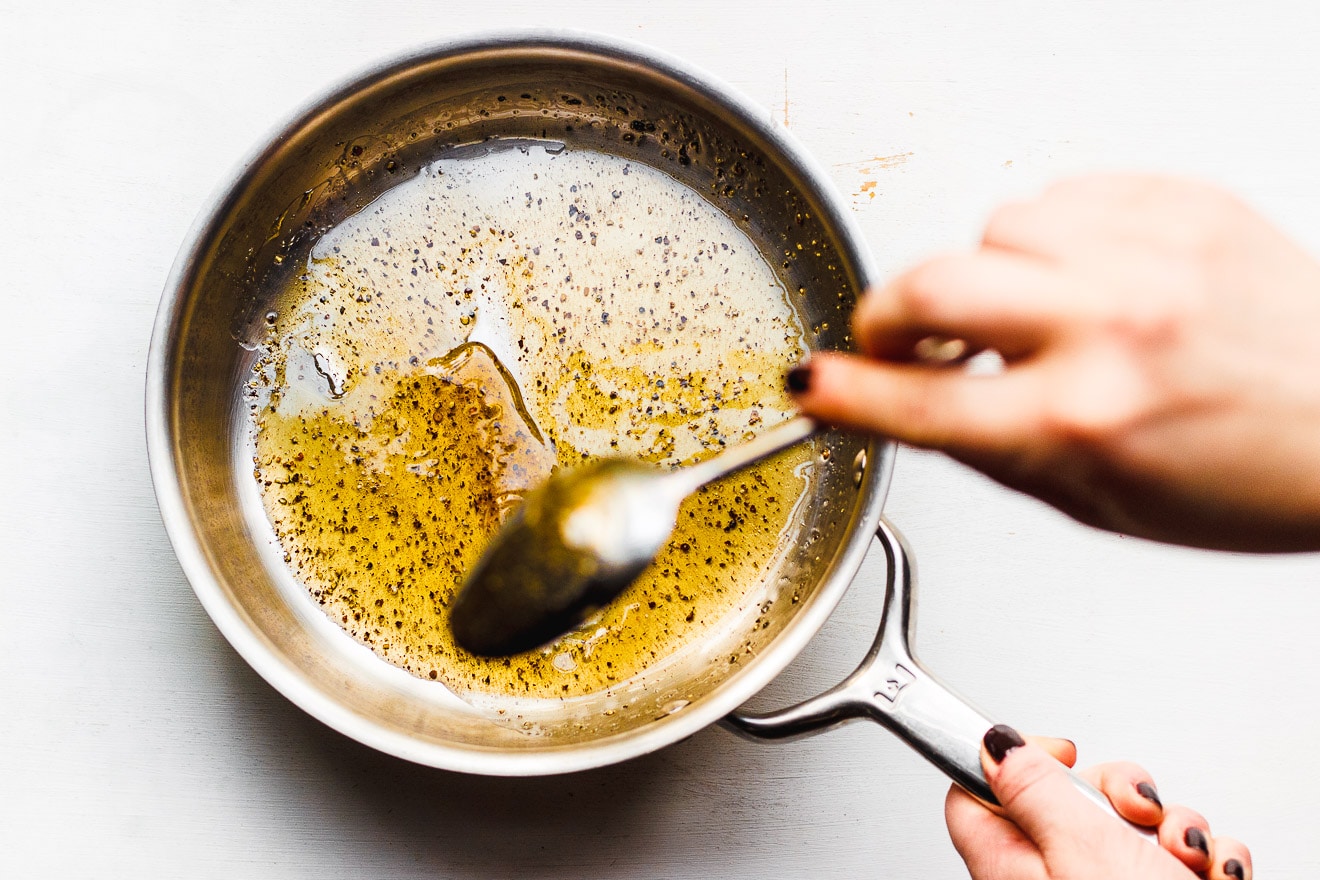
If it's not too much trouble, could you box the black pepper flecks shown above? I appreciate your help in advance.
[249,142,812,700]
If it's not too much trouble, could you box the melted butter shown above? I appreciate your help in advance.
[250,143,810,699]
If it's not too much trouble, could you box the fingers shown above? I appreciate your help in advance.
[942,734,1075,880]
[855,251,1077,361]
[979,725,1113,849]
[863,184,1169,366]
[1066,756,1252,878]
[789,351,1046,451]
[1026,735,1077,768]
[1209,837,1252,880]
[981,185,1124,260]
[983,174,1233,261]
[1159,804,1215,874]
[965,728,1251,880]
[1074,761,1163,828]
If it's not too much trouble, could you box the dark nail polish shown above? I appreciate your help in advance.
[1135,781,1162,809]
[1184,827,1209,855]
[1223,858,1244,880]
[983,724,1026,764]
[786,363,812,394]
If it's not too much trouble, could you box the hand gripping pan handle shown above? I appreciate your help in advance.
[724,517,1157,840]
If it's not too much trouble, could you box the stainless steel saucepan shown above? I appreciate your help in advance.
[146,31,1125,817]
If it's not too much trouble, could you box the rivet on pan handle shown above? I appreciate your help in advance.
[723,517,1158,841]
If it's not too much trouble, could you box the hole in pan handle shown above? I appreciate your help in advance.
[722,517,1158,842]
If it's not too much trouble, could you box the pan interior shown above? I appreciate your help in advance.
[163,41,874,758]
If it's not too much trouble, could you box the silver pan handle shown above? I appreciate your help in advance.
[723,517,1156,838]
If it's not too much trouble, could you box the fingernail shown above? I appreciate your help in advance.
[1135,781,1162,809]
[1184,827,1209,855]
[983,724,1026,764]
[786,362,812,394]
[914,334,969,364]
[1223,858,1244,880]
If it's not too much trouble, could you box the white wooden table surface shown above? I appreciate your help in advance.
[5,2,1320,876]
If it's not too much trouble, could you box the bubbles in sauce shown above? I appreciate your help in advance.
[248,142,811,700]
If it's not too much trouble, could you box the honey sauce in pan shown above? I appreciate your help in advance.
[248,142,811,700]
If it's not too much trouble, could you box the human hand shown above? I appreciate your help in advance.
[792,175,1320,550]
[945,725,1251,880]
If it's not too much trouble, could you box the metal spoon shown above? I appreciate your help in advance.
[449,415,818,656]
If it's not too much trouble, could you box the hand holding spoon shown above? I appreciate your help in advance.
[449,415,817,656]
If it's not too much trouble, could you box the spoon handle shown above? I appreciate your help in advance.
[673,415,818,494]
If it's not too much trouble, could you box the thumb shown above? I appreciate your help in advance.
[982,724,1111,851]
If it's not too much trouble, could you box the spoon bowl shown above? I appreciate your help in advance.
[450,416,818,656]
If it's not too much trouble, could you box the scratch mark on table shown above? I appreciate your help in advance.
[834,153,914,174]
[834,153,914,207]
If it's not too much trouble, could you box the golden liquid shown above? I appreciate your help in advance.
[250,143,810,700]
